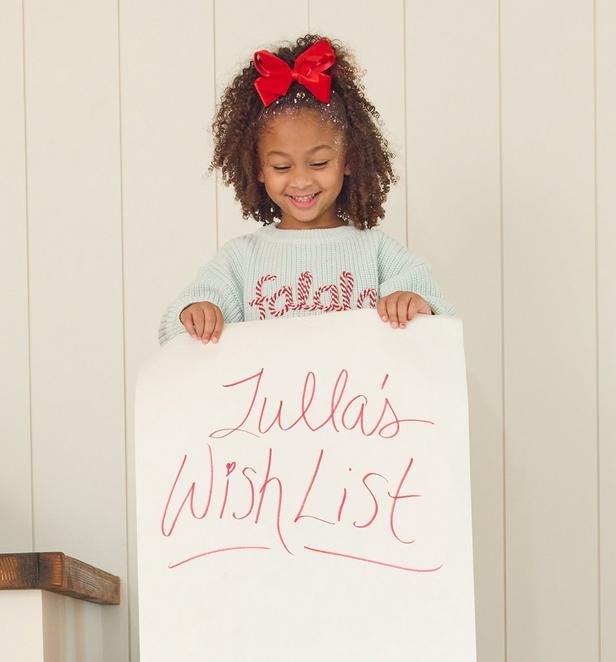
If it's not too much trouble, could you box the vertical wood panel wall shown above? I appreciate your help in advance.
[19,1,129,660]
[2,1,614,661]
[501,1,598,659]
[404,3,504,659]
[1,0,32,553]
[120,3,217,660]
[597,0,616,659]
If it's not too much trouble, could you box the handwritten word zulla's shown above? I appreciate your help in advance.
[248,271,377,319]
[210,369,434,440]
[161,445,423,558]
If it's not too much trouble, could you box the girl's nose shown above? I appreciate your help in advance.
[289,166,313,188]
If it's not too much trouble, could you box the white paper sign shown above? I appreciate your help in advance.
[135,309,476,661]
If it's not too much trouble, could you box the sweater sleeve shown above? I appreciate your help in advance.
[377,231,457,316]
[158,239,245,346]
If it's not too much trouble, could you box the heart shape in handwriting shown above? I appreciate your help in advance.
[225,461,236,476]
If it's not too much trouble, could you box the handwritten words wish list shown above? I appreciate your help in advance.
[135,309,476,662]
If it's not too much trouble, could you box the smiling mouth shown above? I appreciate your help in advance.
[287,192,321,208]
[288,192,320,201]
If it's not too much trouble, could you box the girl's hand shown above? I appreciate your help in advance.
[180,301,224,343]
[377,291,432,328]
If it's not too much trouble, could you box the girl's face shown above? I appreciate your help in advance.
[257,109,351,230]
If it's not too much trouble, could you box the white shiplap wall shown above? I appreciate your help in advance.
[10,1,129,660]
[119,3,217,659]
[597,0,616,659]
[1,0,31,554]
[404,2,504,657]
[1,1,614,661]
[502,2,598,659]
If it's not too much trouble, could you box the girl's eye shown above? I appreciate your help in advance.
[271,161,329,171]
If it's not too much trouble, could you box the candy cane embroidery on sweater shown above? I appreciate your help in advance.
[248,271,377,320]
[158,225,457,346]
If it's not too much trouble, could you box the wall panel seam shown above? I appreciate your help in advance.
[213,0,220,249]
[402,0,408,248]
[497,0,507,659]
[593,0,602,658]
[21,0,34,554]
[116,0,131,658]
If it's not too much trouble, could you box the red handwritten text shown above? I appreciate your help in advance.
[209,369,434,440]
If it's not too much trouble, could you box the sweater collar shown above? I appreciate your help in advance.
[257,221,360,242]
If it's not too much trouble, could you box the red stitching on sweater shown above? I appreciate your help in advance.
[312,284,339,312]
[340,271,353,310]
[357,288,377,309]
[249,275,277,320]
[268,285,293,317]
[248,272,377,318]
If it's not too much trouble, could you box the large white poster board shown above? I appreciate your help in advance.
[135,309,476,661]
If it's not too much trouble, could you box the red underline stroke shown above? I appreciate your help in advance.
[304,545,444,572]
[168,546,271,569]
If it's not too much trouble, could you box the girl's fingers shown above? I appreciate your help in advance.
[181,310,196,337]
[385,295,400,327]
[200,308,217,343]
[180,303,224,343]
[375,293,432,329]
[193,309,206,338]
[211,307,224,344]
[377,297,388,321]
[397,295,411,327]
[405,295,421,323]
[378,293,426,328]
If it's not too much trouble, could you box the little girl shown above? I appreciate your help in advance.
[159,34,455,346]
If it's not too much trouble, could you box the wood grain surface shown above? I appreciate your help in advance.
[0,552,120,605]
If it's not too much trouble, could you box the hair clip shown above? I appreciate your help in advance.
[253,38,336,107]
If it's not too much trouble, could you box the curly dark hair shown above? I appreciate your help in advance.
[208,34,398,230]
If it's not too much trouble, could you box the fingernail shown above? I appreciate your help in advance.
[381,315,388,321]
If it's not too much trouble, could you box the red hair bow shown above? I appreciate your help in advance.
[253,38,336,107]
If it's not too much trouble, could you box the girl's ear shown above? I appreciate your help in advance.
[344,162,351,176]
[257,168,265,183]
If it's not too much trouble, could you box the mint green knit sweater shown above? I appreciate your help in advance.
[158,223,456,346]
